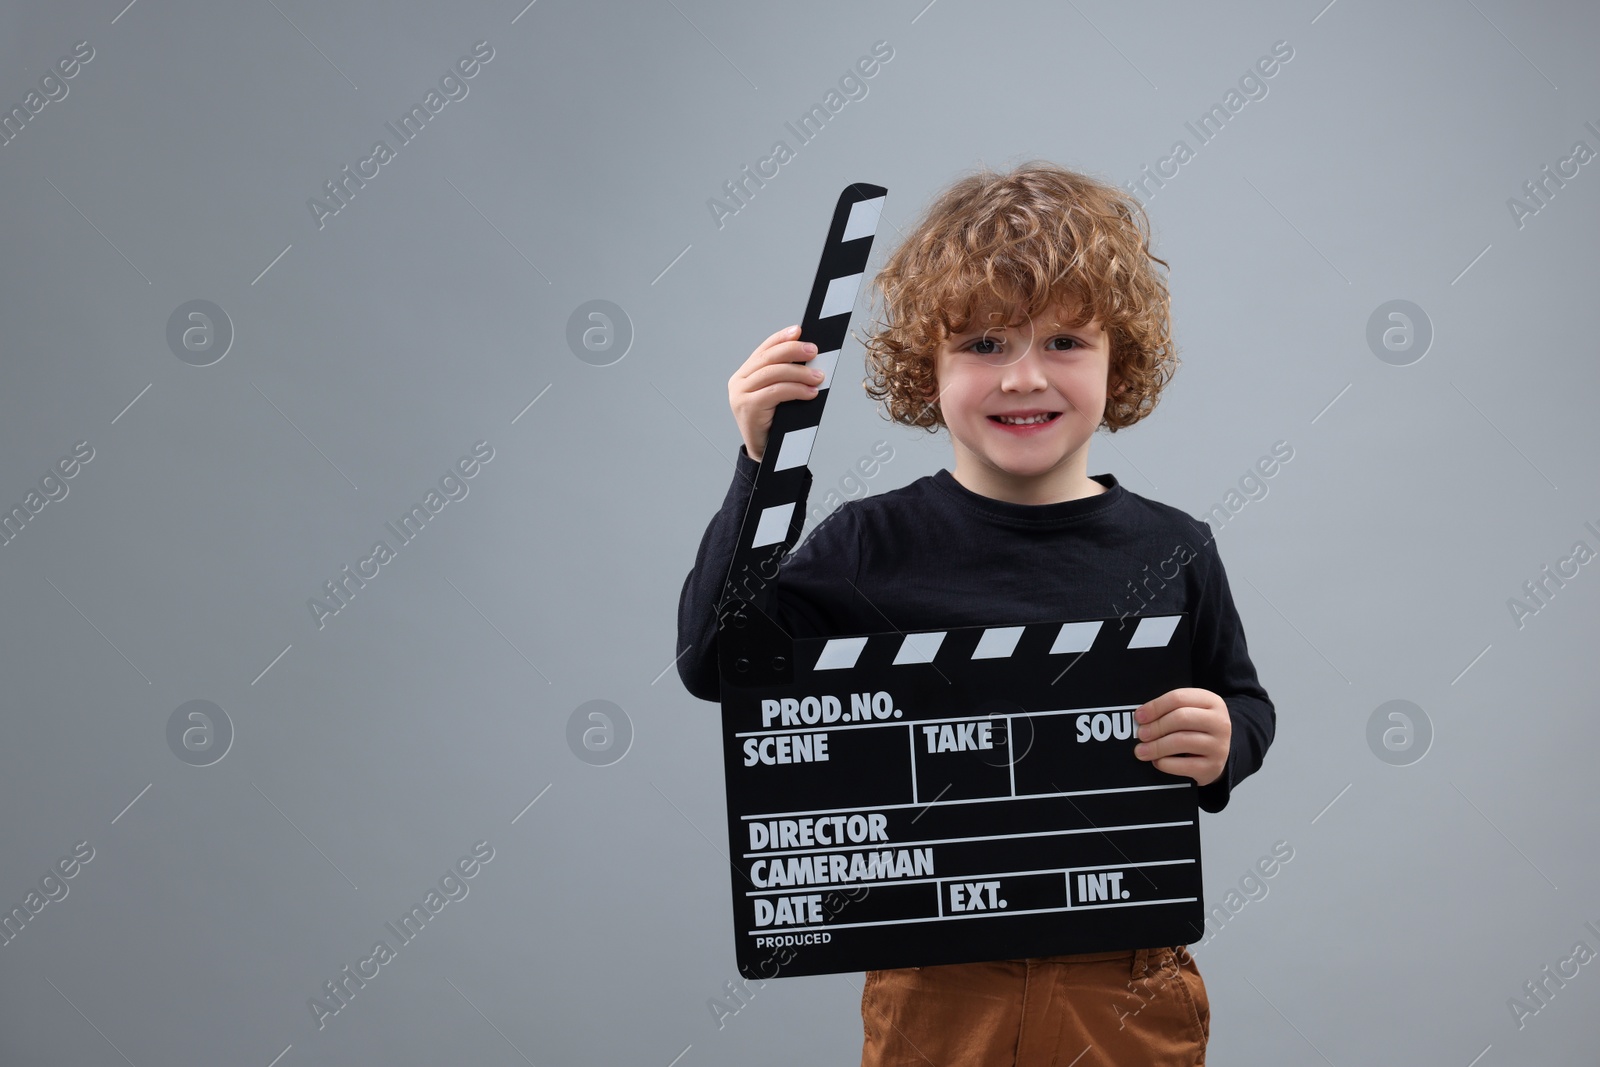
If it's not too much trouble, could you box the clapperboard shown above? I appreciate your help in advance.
[715,184,1205,979]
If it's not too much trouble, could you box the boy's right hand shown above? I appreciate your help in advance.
[728,325,825,463]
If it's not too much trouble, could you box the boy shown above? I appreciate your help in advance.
[676,161,1275,1065]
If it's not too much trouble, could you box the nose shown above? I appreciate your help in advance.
[998,339,1048,391]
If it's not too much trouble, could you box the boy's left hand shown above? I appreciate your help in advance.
[1132,688,1231,788]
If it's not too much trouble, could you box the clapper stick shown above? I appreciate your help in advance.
[716,182,887,688]
[715,184,1205,980]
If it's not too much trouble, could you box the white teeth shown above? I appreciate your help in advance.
[996,413,1054,425]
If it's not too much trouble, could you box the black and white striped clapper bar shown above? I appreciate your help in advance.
[716,184,1204,980]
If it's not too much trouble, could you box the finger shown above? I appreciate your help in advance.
[758,324,802,352]
[737,356,824,396]
[750,347,821,378]
[1161,687,1220,709]
[754,380,822,407]
[1135,691,1182,724]
[766,338,819,369]
[734,381,823,423]
[1137,688,1215,724]
[1136,705,1204,740]
[1141,710,1231,752]
[735,344,815,389]
[741,329,810,372]
[1135,731,1223,762]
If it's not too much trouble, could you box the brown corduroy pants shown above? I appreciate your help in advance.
[860,946,1209,1066]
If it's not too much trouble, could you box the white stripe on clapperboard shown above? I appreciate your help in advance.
[740,820,1195,861]
[907,722,919,809]
[746,857,1195,897]
[746,895,1202,937]
[839,193,885,243]
[739,781,1190,823]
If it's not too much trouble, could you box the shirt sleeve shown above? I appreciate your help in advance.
[1187,534,1276,814]
[675,445,863,703]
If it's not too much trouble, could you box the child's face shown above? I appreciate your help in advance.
[929,300,1115,502]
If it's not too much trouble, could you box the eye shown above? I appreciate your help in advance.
[961,335,1083,356]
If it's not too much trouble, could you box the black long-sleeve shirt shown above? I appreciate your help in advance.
[676,445,1275,813]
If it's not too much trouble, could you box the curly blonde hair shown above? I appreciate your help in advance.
[859,160,1177,433]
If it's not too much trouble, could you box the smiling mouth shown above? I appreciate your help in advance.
[988,413,1061,426]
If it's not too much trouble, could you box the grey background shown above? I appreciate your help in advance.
[1,0,1596,1064]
